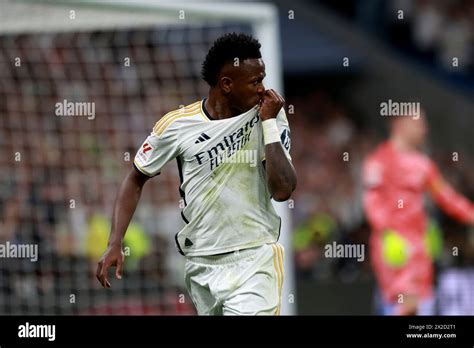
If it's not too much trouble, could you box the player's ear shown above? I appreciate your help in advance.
[219,76,232,94]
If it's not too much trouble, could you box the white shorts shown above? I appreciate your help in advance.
[184,242,284,315]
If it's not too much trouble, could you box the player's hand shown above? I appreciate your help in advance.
[259,89,285,121]
[398,295,418,316]
[96,244,125,288]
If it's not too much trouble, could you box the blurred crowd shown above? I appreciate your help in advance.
[319,0,474,78]
[386,0,474,75]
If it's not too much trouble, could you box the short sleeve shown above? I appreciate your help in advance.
[134,123,180,177]
[261,107,293,162]
[276,108,292,162]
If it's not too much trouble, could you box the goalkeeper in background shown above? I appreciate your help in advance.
[96,33,296,315]
[363,111,474,315]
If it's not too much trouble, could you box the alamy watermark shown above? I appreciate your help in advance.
[18,322,55,341]
[324,242,365,262]
[380,99,420,120]
[219,148,258,168]
[0,241,38,262]
[55,99,95,120]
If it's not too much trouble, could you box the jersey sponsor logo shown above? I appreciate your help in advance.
[143,143,152,153]
[137,142,154,162]
[195,132,211,144]
[280,129,291,151]
[194,113,259,171]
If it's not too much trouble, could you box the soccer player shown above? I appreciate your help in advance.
[363,111,474,315]
[96,33,297,315]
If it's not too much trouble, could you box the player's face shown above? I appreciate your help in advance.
[226,58,266,113]
[409,111,427,147]
[397,111,428,147]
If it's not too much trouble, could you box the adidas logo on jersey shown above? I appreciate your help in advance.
[195,133,211,144]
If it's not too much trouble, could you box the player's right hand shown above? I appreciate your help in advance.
[259,89,285,121]
[96,244,125,288]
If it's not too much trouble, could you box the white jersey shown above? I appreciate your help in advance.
[134,99,292,257]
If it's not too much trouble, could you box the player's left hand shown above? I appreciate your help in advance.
[96,244,125,288]
[259,89,285,121]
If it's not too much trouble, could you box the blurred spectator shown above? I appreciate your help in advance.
[321,0,474,77]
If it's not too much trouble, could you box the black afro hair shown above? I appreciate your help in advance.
[201,32,262,86]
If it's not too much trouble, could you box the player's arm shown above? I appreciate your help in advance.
[426,161,474,225]
[260,89,297,201]
[96,119,180,288]
[96,168,150,288]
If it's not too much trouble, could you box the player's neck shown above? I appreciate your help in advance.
[389,136,415,153]
[205,91,239,120]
